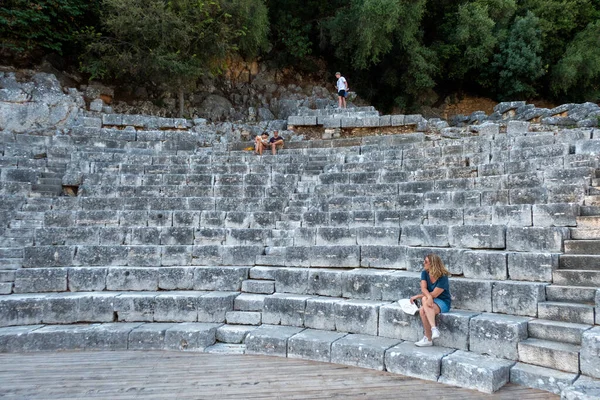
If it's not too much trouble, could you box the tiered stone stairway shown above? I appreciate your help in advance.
[1,114,600,395]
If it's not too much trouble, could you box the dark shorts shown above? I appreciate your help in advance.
[338,90,346,97]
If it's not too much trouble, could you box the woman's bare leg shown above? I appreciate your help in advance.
[419,307,432,340]
[424,303,441,332]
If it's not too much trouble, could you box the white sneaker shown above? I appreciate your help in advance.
[415,336,433,347]
[431,327,440,339]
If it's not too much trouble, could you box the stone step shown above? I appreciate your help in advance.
[590,187,600,195]
[584,196,600,206]
[528,319,592,345]
[564,240,600,255]
[553,269,600,287]
[577,216,600,228]
[225,311,261,325]
[546,285,598,303]
[38,178,63,186]
[437,350,514,394]
[580,206,600,216]
[0,291,240,327]
[538,301,595,324]
[30,184,62,195]
[234,293,267,311]
[215,324,257,344]
[241,279,275,294]
[570,228,600,240]
[559,255,600,270]
[9,220,43,229]
[0,322,220,353]
[518,338,580,373]
[509,362,578,394]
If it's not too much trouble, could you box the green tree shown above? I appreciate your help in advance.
[440,2,498,82]
[551,20,600,101]
[0,0,97,63]
[222,0,269,59]
[80,0,267,116]
[491,11,544,100]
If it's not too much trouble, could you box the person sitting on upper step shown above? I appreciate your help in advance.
[255,132,270,155]
[269,131,284,155]
[410,253,452,347]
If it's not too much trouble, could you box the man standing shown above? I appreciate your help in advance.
[335,72,348,109]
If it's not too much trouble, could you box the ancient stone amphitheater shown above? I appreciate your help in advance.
[1,73,599,397]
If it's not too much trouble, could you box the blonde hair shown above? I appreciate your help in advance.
[426,253,450,281]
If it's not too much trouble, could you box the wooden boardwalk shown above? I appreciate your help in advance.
[0,351,558,399]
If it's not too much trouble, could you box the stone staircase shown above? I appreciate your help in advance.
[1,113,600,396]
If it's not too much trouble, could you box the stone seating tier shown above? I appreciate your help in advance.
[2,321,597,395]
[1,117,600,395]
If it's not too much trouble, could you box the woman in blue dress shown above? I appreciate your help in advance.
[410,254,451,347]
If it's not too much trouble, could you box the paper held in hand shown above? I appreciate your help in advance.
[398,298,419,315]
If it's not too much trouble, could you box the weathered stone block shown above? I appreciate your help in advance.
[241,279,274,294]
[75,246,128,266]
[0,325,44,352]
[510,363,578,395]
[449,225,506,249]
[506,227,569,253]
[439,350,515,393]
[287,328,347,362]
[507,252,558,282]
[378,303,422,341]
[310,246,360,267]
[113,293,157,321]
[23,246,74,267]
[262,294,313,327]
[385,342,455,381]
[436,310,480,351]
[14,268,67,293]
[226,311,261,325]
[273,268,309,294]
[470,313,530,360]
[342,269,393,300]
[335,300,386,336]
[106,268,158,291]
[197,292,237,323]
[462,251,508,280]
[581,326,600,379]
[533,204,579,227]
[331,333,400,370]
[245,324,305,357]
[68,267,107,291]
[360,245,406,269]
[193,266,248,291]
[307,269,343,297]
[304,297,343,331]
[158,267,194,290]
[356,227,400,246]
[400,225,449,247]
[216,324,256,344]
[562,376,600,400]
[492,205,532,226]
[493,281,547,317]
[164,322,219,351]
[154,292,201,322]
[128,323,176,350]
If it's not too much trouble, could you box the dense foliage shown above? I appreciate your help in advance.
[1,0,599,109]
[0,0,98,62]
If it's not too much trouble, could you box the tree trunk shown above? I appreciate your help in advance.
[178,87,184,118]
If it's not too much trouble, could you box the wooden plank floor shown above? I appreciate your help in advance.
[0,351,558,400]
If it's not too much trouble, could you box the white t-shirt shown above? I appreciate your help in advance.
[336,76,347,91]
